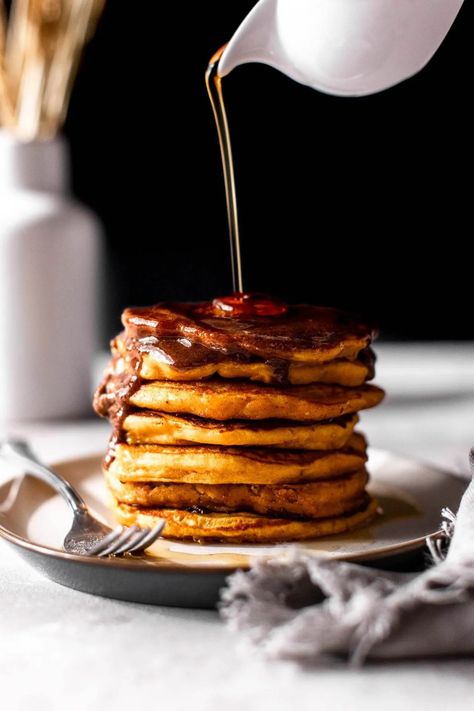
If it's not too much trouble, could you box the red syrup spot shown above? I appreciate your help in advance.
[202,292,288,318]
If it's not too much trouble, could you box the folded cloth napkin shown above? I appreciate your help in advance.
[220,454,474,664]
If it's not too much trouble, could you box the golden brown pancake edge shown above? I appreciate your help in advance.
[128,380,385,421]
[107,433,367,485]
[105,467,369,518]
[111,496,379,543]
[122,411,359,449]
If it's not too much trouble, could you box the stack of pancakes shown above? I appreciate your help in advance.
[94,301,384,543]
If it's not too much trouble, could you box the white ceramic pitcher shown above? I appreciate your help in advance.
[219,0,465,96]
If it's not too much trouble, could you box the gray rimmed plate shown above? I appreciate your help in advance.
[0,450,467,608]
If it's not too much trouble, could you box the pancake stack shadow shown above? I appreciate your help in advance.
[94,303,385,543]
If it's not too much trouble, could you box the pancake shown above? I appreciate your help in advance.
[106,467,368,518]
[111,495,378,543]
[114,335,374,386]
[127,379,384,421]
[122,412,359,449]
[95,299,383,544]
[107,433,367,484]
[122,303,376,363]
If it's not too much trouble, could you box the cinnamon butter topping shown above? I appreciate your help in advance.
[121,301,376,366]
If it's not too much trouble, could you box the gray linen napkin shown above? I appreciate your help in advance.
[220,457,474,663]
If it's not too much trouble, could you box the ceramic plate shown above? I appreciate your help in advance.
[0,450,466,608]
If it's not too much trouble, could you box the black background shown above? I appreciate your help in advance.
[65,1,471,342]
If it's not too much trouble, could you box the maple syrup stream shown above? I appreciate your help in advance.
[206,45,244,295]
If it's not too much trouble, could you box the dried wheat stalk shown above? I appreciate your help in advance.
[0,0,105,140]
[0,0,15,128]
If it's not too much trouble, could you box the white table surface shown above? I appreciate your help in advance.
[1,343,474,711]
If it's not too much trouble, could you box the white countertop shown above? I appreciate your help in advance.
[1,343,474,711]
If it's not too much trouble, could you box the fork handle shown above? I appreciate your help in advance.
[0,438,88,516]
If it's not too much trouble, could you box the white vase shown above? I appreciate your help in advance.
[0,131,102,421]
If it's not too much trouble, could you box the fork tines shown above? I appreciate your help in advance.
[89,522,165,557]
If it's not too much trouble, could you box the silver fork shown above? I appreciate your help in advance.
[0,438,165,557]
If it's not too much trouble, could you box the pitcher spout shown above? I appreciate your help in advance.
[218,0,284,77]
[218,0,465,97]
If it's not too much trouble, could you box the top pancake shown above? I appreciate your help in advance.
[122,303,376,364]
[113,335,374,386]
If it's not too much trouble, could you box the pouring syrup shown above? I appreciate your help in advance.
[206,47,287,318]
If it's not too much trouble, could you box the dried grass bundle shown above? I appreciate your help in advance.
[0,0,105,140]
